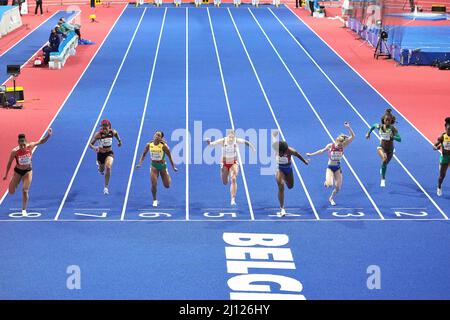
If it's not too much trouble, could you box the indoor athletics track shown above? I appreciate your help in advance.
[0,4,449,299]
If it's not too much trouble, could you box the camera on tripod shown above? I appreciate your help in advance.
[2,65,24,109]
[374,27,391,60]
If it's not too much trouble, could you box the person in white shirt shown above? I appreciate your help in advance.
[206,130,256,206]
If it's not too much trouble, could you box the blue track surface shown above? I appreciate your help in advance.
[0,10,76,82]
[0,5,449,299]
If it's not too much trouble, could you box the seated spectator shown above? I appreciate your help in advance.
[55,22,68,39]
[59,17,82,40]
[42,27,61,64]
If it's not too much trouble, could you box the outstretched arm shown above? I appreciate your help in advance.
[29,128,53,148]
[291,148,309,165]
[89,132,100,150]
[343,122,355,147]
[366,123,379,139]
[163,144,178,172]
[392,127,401,142]
[271,130,281,151]
[306,144,331,157]
[237,138,256,152]
[114,130,122,147]
[434,136,443,150]
[135,144,150,169]
[206,138,224,147]
[3,151,16,180]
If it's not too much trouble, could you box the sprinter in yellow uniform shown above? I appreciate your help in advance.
[136,130,178,207]
[433,117,450,196]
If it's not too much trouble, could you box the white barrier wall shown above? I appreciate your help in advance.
[0,6,23,38]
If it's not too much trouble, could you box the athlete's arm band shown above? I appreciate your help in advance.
[368,124,378,134]
[393,133,401,142]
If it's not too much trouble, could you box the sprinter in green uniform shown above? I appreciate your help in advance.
[366,109,401,187]
[136,130,178,208]
[433,117,450,196]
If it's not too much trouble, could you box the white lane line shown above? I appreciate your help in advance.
[120,8,168,221]
[0,11,60,58]
[249,8,384,220]
[185,7,190,221]
[283,4,438,148]
[270,8,448,220]
[227,8,320,220]
[0,6,128,207]
[54,8,148,220]
[0,218,447,222]
[207,8,255,220]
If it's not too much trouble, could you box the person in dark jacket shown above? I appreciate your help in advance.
[35,0,43,15]
[43,28,61,64]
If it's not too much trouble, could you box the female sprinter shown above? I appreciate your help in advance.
[306,122,355,206]
[272,131,309,217]
[135,130,178,208]
[89,119,122,195]
[206,130,256,206]
[365,109,401,187]
[433,117,450,196]
[3,129,53,216]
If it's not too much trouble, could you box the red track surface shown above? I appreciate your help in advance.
[288,5,450,144]
[0,11,55,56]
[0,4,126,192]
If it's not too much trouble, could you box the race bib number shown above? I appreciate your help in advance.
[380,132,391,141]
[100,138,113,147]
[277,155,289,165]
[330,151,343,161]
[151,151,163,161]
[18,155,32,166]
[443,141,450,151]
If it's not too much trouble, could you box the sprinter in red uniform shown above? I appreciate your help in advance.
[3,129,53,216]
[307,122,355,206]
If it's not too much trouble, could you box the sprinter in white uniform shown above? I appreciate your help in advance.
[207,130,256,206]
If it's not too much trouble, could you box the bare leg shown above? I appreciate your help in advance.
[324,168,334,188]
[276,171,286,209]
[438,163,448,193]
[221,166,230,185]
[330,169,342,204]
[160,169,172,189]
[8,172,22,195]
[151,167,159,201]
[104,156,114,189]
[229,164,239,201]
[21,172,33,212]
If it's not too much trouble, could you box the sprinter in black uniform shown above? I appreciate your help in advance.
[89,119,122,195]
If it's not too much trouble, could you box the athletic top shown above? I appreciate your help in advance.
[14,145,33,168]
[277,150,292,168]
[328,143,344,166]
[379,125,394,141]
[438,132,450,156]
[223,138,238,164]
[98,129,114,149]
[149,141,165,162]
[377,124,399,152]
